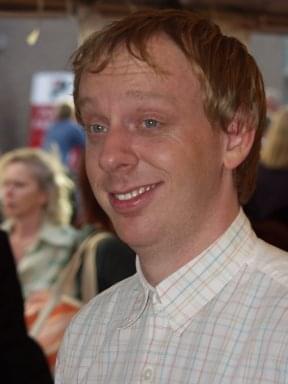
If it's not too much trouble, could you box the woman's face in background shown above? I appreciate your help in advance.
[0,161,48,221]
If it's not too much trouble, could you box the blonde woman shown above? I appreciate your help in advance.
[0,147,78,299]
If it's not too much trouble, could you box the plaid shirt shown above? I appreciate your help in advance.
[56,210,288,383]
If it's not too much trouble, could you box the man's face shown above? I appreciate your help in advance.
[79,36,231,254]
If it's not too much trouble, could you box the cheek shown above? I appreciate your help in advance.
[15,189,29,200]
[23,186,44,203]
[85,157,100,188]
[85,155,105,203]
[169,134,222,190]
[85,145,100,174]
[85,150,96,182]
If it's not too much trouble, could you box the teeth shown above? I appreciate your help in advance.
[115,184,155,201]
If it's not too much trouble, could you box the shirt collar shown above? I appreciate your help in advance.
[128,209,256,332]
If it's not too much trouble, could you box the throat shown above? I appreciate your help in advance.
[10,228,39,263]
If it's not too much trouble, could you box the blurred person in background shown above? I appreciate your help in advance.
[245,106,288,250]
[0,148,78,300]
[43,102,85,226]
[77,156,136,296]
[0,229,53,384]
[42,102,85,175]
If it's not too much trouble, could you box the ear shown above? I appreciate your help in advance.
[223,112,256,170]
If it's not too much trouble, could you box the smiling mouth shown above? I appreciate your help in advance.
[112,183,157,201]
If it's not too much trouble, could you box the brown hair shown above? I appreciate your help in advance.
[72,9,266,203]
[57,103,74,120]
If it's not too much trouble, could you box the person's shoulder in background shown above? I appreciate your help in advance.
[76,225,136,294]
[96,234,136,292]
[0,229,53,384]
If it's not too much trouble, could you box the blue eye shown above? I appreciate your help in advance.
[143,119,159,129]
[85,123,107,134]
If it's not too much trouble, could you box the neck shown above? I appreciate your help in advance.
[12,212,44,238]
[9,211,45,263]
[137,199,240,287]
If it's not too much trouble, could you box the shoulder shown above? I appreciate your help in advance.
[67,274,142,335]
[0,229,13,267]
[0,229,22,292]
[65,120,85,135]
[40,223,78,247]
[56,277,142,382]
[0,228,9,247]
[250,237,288,288]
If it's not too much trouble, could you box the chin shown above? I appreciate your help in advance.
[114,224,155,253]
[114,229,140,249]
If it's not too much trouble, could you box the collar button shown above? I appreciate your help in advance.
[141,366,154,383]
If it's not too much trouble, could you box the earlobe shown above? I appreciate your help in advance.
[223,117,256,170]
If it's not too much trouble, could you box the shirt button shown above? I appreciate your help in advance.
[152,292,161,304]
[142,367,154,382]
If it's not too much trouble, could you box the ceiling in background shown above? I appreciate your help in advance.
[1,0,288,33]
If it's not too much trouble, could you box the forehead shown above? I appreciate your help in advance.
[3,161,36,179]
[78,35,201,102]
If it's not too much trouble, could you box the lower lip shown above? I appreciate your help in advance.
[109,184,160,215]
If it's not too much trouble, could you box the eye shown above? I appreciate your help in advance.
[85,123,107,134]
[143,119,159,129]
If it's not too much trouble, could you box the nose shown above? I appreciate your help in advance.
[0,186,12,204]
[98,127,138,174]
[1,184,13,198]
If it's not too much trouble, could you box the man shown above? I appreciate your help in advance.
[56,10,288,383]
[43,102,85,173]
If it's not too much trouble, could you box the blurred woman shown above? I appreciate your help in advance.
[0,148,78,299]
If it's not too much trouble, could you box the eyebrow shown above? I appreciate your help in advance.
[79,90,175,109]
[125,90,175,103]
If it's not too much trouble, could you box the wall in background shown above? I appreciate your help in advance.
[250,33,286,107]
[0,16,78,153]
